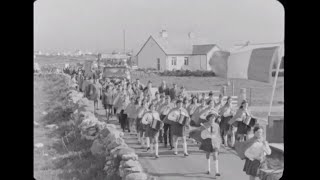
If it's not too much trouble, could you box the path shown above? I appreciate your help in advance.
[94,103,249,180]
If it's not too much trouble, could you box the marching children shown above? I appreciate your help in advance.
[141,103,164,158]
[199,113,222,177]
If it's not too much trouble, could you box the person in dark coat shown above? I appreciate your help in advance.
[158,80,170,96]
[169,83,179,100]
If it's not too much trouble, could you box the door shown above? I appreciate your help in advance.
[157,58,160,70]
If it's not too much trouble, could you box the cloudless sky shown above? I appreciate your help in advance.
[34,0,284,54]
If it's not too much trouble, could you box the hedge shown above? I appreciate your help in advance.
[158,70,216,77]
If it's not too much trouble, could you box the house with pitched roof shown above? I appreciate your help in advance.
[136,30,222,71]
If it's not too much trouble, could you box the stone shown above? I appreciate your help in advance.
[123,166,143,177]
[110,144,129,157]
[45,124,58,129]
[117,147,136,159]
[106,138,125,150]
[34,121,39,126]
[122,153,139,161]
[122,159,141,168]
[124,173,148,180]
[90,139,105,156]
[35,143,44,148]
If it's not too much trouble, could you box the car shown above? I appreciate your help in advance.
[102,65,131,81]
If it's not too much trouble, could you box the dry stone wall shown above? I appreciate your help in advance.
[63,73,148,180]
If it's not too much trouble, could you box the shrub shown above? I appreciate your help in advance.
[158,70,216,77]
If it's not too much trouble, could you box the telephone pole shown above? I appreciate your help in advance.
[123,30,126,54]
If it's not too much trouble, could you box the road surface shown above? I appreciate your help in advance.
[94,102,283,180]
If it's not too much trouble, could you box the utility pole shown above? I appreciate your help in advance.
[123,30,126,54]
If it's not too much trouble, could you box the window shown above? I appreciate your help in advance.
[172,57,177,65]
[184,57,189,65]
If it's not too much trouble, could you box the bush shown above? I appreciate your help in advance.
[159,70,216,77]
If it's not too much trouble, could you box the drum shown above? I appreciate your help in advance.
[150,119,162,130]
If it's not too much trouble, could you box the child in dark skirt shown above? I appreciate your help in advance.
[243,126,271,180]
[218,96,234,146]
[199,113,222,178]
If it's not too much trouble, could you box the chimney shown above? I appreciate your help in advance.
[188,32,195,39]
[160,29,168,38]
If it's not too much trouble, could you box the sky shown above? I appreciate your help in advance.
[34,0,284,54]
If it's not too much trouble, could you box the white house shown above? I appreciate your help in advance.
[136,30,222,71]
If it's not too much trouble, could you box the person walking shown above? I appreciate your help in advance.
[137,100,149,147]
[240,126,272,180]
[169,83,179,100]
[218,96,234,147]
[228,100,252,147]
[141,103,164,158]
[159,96,175,149]
[168,99,190,156]
[199,113,222,177]
[158,80,170,96]
[190,99,208,127]
[93,78,102,110]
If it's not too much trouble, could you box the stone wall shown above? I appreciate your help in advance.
[65,73,148,180]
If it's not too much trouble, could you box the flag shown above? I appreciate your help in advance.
[227,46,280,83]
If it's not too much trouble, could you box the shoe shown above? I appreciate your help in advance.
[206,171,210,174]
[155,155,159,158]
[216,173,221,176]
[174,152,178,155]
[170,146,174,150]
[146,147,150,152]
[184,153,189,156]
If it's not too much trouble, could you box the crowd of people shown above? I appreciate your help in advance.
[64,66,272,180]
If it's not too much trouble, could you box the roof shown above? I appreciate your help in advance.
[192,44,217,55]
[136,35,218,56]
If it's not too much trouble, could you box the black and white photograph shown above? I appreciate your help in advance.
[34,0,284,179]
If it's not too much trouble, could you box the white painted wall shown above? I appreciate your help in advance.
[189,55,207,70]
[137,37,167,70]
[167,55,191,70]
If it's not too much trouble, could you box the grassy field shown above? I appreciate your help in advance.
[131,72,284,107]
[35,56,283,116]
[34,74,106,180]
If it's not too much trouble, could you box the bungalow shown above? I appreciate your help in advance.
[136,30,222,71]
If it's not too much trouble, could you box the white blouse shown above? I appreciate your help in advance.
[244,141,272,161]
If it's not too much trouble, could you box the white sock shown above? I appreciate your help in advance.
[183,140,188,154]
[231,135,235,147]
[224,136,228,146]
[207,159,211,172]
[146,137,150,148]
[214,160,219,174]
[174,140,178,153]
[155,143,159,156]
[150,143,154,153]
